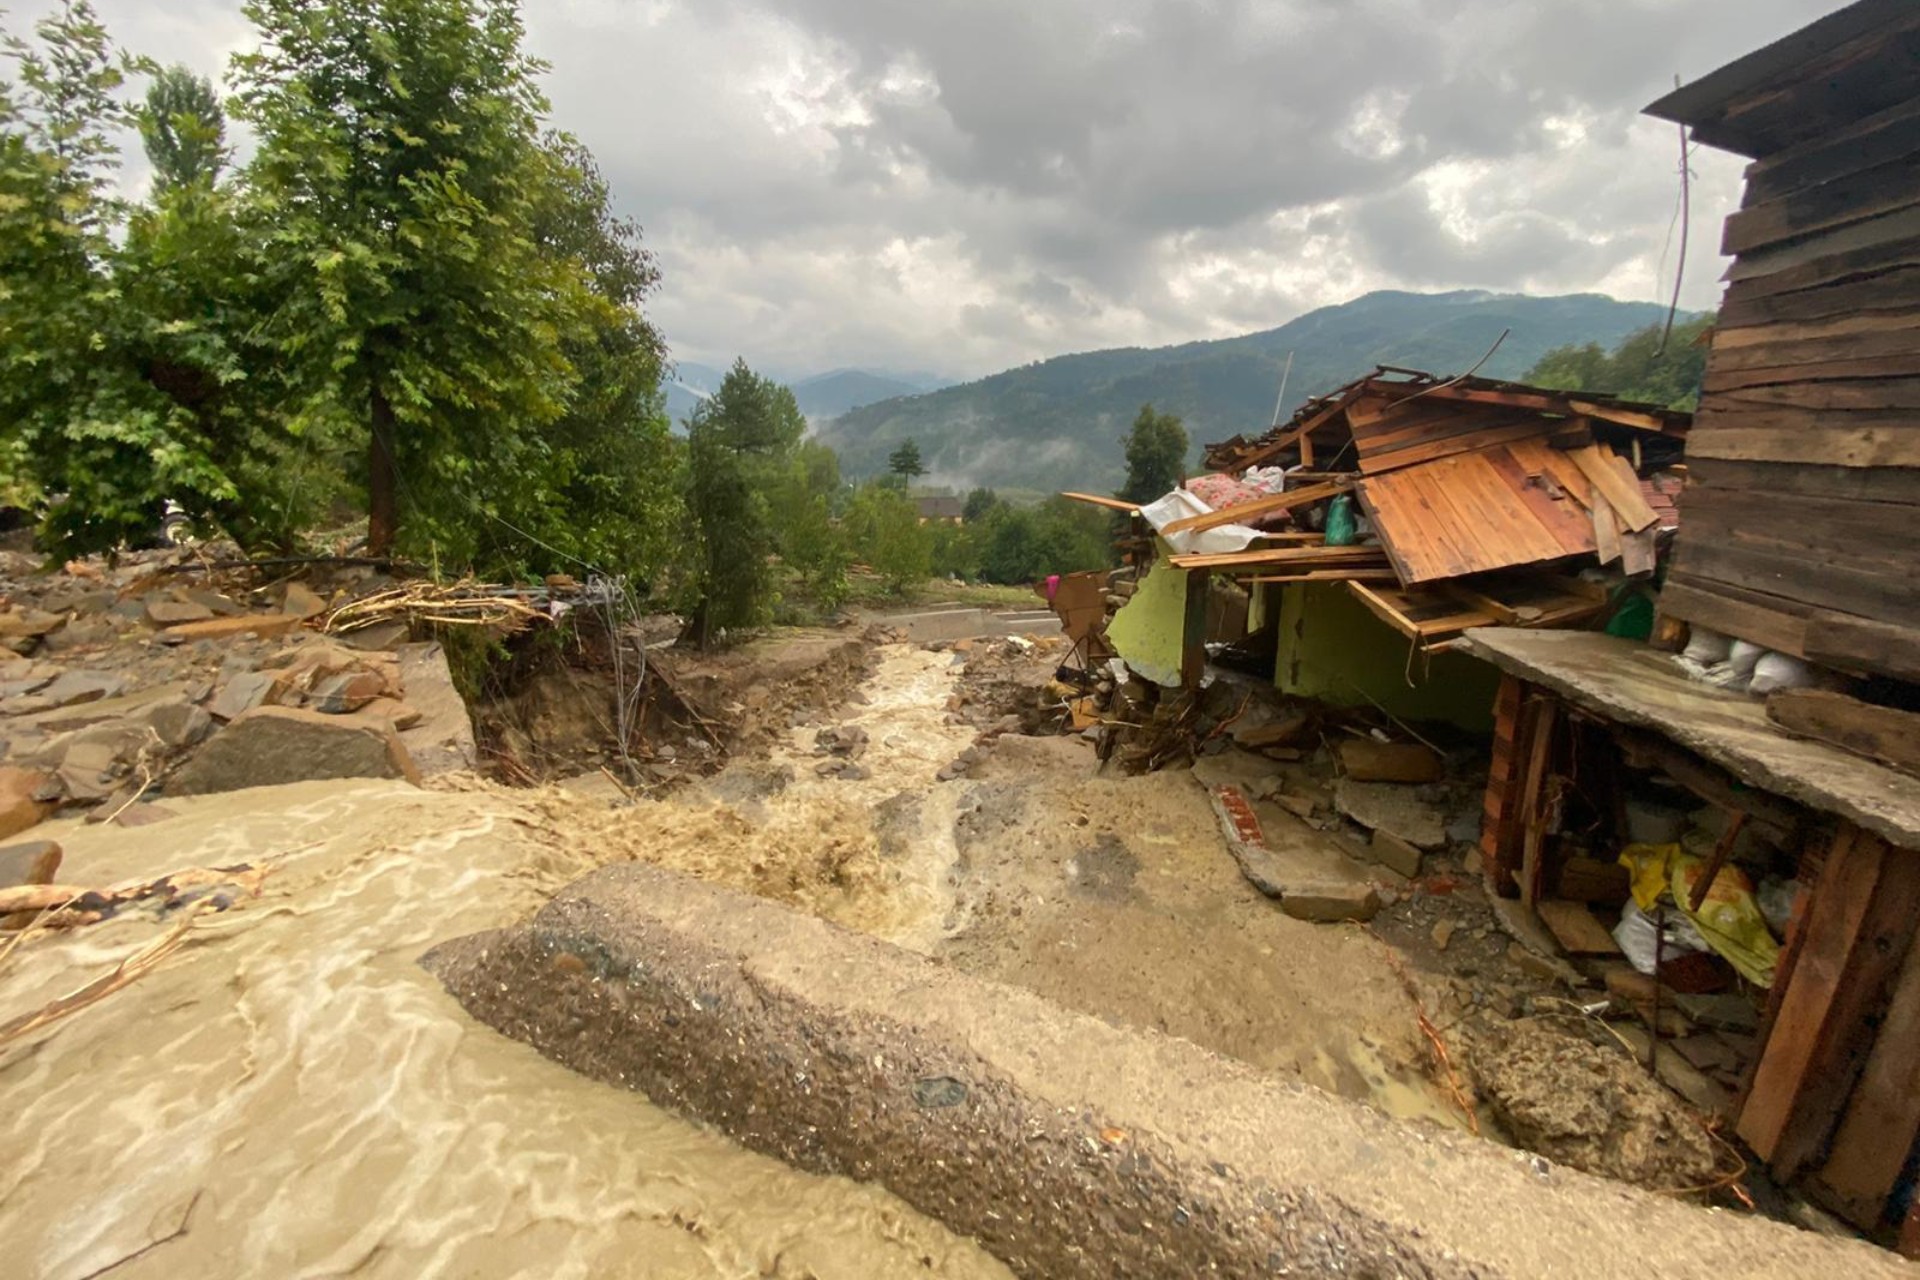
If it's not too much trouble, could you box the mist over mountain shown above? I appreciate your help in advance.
[815,290,1689,493]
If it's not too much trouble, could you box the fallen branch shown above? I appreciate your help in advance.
[0,905,207,1049]
[0,862,269,921]
[324,580,543,635]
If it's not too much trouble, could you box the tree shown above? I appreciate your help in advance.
[1117,404,1187,505]
[483,130,678,581]
[0,2,246,554]
[843,481,930,593]
[1524,316,1715,410]
[887,438,926,481]
[233,0,577,557]
[139,64,224,193]
[962,486,1000,523]
[683,359,807,645]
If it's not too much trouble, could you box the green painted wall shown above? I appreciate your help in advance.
[1107,559,1190,687]
[1275,583,1498,731]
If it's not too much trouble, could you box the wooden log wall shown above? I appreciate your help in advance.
[1666,92,1920,682]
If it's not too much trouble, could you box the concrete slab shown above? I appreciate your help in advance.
[1462,629,1920,850]
[428,863,1908,1280]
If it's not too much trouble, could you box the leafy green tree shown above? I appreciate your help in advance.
[0,2,248,554]
[139,64,224,193]
[1524,316,1716,410]
[887,437,926,482]
[962,486,1000,523]
[232,0,577,557]
[682,359,807,644]
[769,440,848,608]
[1117,403,1187,505]
[479,130,678,581]
[843,481,930,593]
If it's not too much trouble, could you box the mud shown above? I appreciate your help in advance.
[427,861,1906,1280]
[1470,1017,1720,1191]
[0,782,1009,1279]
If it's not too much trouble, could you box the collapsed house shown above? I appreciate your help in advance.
[1062,0,1920,1251]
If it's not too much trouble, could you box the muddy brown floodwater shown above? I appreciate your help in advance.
[1,639,1469,1278]
[0,781,1012,1279]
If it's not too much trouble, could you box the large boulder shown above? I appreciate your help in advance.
[168,706,421,796]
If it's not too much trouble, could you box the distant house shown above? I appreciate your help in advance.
[915,495,965,525]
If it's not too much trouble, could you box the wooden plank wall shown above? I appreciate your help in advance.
[1666,94,1920,681]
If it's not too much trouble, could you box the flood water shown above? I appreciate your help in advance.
[0,781,1012,1280]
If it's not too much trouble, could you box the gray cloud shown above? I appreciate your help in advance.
[52,0,1839,378]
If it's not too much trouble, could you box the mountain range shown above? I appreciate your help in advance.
[813,290,1690,494]
[663,363,943,426]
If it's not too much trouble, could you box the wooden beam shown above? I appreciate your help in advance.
[1739,826,1920,1178]
[1567,445,1659,532]
[1517,697,1559,909]
[1165,544,1387,570]
[1481,674,1528,895]
[1804,611,1920,682]
[1060,491,1139,512]
[1158,479,1352,536]
[1815,923,1920,1228]
[1767,689,1920,777]
[1612,728,1803,838]
[1659,577,1810,658]
[1229,391,1359,472]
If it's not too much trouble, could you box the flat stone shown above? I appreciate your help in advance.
[1367,830,1425,879]
[0,673,55,699]
[0,766,53,839]
[1431,919,1457,951]
[57,737,130,801]
[169,705,420,796]
[1333,778,1448,849]
[144,597,214,626]
[1671,992,1761,1034]
[0,839,60,889]
[209,671,286,722]
[37,670,125,710]
[1280,881,1381,923]
[308,671,385,714]
[163,613,305,643]
[281,581,329,619]
[0,608,66,640]
[393,643,479,777]
[144,699,214,749]
[351,698,423,731]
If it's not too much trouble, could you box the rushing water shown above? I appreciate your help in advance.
[0,780,1011,1280]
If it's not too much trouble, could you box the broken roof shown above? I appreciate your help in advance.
[1644,0,1920,158]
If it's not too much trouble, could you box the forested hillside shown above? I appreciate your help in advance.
[819,290,1690,492]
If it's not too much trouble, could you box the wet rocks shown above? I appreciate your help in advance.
[209,671,288,721]
[0,766,54,840]
[0,839,61,890]
[168,706,421,796]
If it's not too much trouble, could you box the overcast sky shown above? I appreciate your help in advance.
[65,0,1836,381]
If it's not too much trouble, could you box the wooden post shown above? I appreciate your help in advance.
[1814,896,1920,1228]
[1179,568,1209,688]
[1738,824,1920,1179]
[1480,674,1527,896]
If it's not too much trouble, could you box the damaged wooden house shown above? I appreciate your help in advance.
[1061,0,1920,1251]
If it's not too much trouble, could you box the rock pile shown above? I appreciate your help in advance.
[0,549,475,848]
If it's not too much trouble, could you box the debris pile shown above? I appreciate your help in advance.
[0,548,477,855]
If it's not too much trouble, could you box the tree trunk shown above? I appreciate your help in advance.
[368,385,399,556]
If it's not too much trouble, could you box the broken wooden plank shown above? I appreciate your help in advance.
[1767,688,1920,777]
[1166,545,1388,570]
[1568,445,1660,532]
[1536,899,1623,957]
[1591,491,1623,565]
[1060,491,1139,512]
[1738,825,1920,1177]
[1814,925,1920,1229]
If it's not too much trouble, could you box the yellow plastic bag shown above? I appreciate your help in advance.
[1615,842,1779,987]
